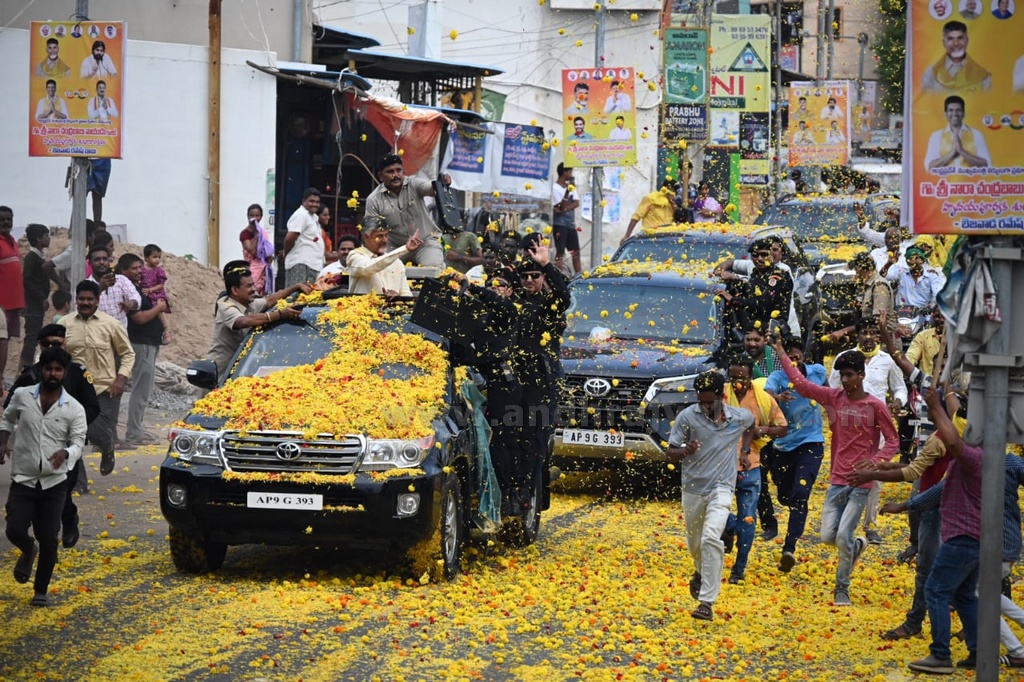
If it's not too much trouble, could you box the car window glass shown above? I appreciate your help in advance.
[760,203,860,240]
[231,324,335,379]
[566,283,718,344]
[615,237,743,264]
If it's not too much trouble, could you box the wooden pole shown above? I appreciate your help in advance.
[208,0,222,267]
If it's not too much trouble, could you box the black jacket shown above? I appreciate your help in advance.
[514,263,571,387]
[4,361,101,424]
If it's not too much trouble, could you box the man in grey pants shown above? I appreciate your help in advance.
[117,253,166,445]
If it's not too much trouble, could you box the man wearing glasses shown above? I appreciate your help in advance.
[5,324,101,549]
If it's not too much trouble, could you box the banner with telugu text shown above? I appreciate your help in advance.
[442,122,552,199]
[907,0,1024,233]
[788,81,852,167]
[661,28,708,142]
[561,67,638,168]
[29,21,125,158]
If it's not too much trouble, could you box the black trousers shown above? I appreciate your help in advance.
[485,378,523,498]
[5,480,68,595]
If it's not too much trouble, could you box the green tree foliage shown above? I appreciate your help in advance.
[873,0,907,113]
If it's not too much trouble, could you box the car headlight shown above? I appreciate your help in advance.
[168,429,223,466]
[643,375,698,406]
[360,436,434,471]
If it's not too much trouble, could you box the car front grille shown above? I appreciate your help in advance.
[221,431,364,474]
[558,376,651,431]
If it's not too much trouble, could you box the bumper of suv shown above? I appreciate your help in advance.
[552,429,670,463]
[159,459,441,548]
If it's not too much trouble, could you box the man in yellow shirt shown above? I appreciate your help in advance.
[721,355,787,584]
[60,280,135,475]
[620,179,679,244]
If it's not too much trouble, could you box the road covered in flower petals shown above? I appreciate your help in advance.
[0,445,995,681]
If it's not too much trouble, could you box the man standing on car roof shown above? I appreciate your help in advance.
[512,242,570,514]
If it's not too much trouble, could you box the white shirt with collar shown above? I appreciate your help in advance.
[828,348,907,406]
[1,385,87,490]
[347,245,412,296]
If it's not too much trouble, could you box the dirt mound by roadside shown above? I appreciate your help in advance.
[4,230,224,374]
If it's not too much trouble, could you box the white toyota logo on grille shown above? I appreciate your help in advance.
[275,441,302,461]
[583,378,612,397]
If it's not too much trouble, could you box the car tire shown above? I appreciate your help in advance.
[168,526,227,573]
[405,470,466,582]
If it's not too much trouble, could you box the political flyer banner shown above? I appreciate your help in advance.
[906,0,1024,233]
[443,122,552,199]
[561,67,638,167]
[29,21,125,158]
[661,28,708,141]
[788,81,852,166]
[851,81,877,144]
[675,14,771,184]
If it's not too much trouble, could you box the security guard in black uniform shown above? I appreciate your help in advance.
[513,239,570,512]
[4,323,100,548]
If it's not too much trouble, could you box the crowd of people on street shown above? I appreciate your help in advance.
[0,152,1016,678]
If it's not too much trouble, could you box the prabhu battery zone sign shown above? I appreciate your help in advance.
[661,28,708,141]
[29,21,125,158]
[906,0,1024,233]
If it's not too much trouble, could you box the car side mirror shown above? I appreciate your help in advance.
[186,359,219,390]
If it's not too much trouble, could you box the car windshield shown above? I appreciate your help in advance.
[230,322,335,379]
[759,203,861,241]
[615,236,747,264]
[566,281,718,344]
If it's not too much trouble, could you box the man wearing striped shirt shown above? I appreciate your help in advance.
[85,245,139,329]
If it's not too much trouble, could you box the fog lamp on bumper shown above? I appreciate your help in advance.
[166,484,188,509]
[397,493,420,517]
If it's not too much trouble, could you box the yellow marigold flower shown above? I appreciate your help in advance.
[524,183,533,191]
[360,134,367,141]
[407,26,415,35]
[630,12,639,20]
[575,39,583,47]
[558,28,566,35]
[449,29,458,40]
[347,198,358,209]
[647,81,657,91]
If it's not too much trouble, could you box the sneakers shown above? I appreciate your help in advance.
[779,551,796,573]
[761,527,779,541]
[691,601,714,621]
[852,536,868,569]
[908,654,954,674]
[833,589,852,607]
[689,572,702,600]
[14,542,37,584]
[865,528,883,545]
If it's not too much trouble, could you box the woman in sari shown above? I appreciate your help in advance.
[240,203,275,294]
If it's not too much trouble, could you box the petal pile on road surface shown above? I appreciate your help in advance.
[2,453,1015,681]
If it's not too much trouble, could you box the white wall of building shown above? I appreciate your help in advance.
[318,1,669,262]
[0,28,277,268]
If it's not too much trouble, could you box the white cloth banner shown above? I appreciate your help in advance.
[443,122,552,200]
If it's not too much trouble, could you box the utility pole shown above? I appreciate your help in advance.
[815,0,825,81]
[590,0,606,269]
[773,0,783,191]
[826,0,835,79]
[208,0,222,267]
[973,237,1018,682]
[69,0,90,288]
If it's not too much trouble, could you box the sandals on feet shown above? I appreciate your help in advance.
[14,543,37,584]
[1001,655,1024,668]
[881,624,921,640]
[691,602,714,621]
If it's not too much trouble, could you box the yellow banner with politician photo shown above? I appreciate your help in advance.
[788,81,852,167]
[907,0,1024,233]
[29,21,125,158]
[561,67,637,168]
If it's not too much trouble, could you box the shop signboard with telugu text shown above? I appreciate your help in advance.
[676,14,772,185]
[661,28,708,141]
[29,21,125,158]
[906,0,1024,233]
[561,67,638,168]
[788,81,852,166]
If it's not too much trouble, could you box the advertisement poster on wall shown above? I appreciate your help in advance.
[29,21,125,158]
[675,14,771,184]
[561,67,638,168]
[905,1,1024,233]
[661,27,708,142]
[788,80,852,166]
[443,122,552,199]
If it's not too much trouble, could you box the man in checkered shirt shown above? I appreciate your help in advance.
[85,245,139,329]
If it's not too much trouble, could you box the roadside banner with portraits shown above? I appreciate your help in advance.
[561,67,638,168]
[443,122,552,199]
[906,0,1024,233]
[787,81,852,166]
[29,21,125,158]
[661,28,708,142]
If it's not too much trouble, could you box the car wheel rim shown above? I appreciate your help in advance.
[442,489,458,564]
